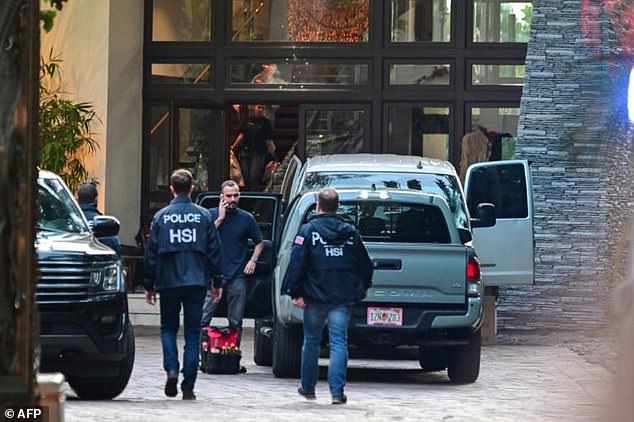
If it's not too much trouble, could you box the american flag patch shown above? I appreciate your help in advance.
[294,235,304,245]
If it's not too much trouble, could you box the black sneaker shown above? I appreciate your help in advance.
[164,372,178,397]
[331,394,347,405]
[297,387,316,400]
[182,390,196,400]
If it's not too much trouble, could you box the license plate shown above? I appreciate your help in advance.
[367,307,403,326]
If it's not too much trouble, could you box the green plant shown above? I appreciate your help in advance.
[39,49,100,193]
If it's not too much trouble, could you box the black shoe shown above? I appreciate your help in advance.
[182,390,196,400]
[332,394,347,405]
[164,372,178,397]
[297,387,316,400]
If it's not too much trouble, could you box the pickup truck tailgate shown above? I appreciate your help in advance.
[366,243,468,304]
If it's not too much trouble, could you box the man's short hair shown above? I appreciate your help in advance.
[170,169,193,194]
[317,188,339,213]
[220,180,239,193]
[77,182,98,204]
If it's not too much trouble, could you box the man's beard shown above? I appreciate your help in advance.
[226,203,238,213]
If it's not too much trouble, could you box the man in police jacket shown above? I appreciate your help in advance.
[282,188,373,405]
[144,169,222,400]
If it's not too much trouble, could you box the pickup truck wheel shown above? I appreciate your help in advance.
[272,322,302,378]
[69,322,136,400]
[253,319,273,366]
[447,329,481,384]
[418,347,447,372]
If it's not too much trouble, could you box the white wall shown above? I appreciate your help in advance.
[41,0,143,245]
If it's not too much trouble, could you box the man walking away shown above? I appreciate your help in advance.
[282,188,373,405]
[200,180,264,347]
[144,169,222,400]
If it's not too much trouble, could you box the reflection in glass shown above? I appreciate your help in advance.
[230,62,369,85]
[473,1,532,42]
[151,63,212,84]
[152,0,212,42]
[472,64,524,86]
[390,0,451,42]
[389,64,450,85]
[231,0,369,42]
[388,106,450,160]
[149,106,170,190]
[305,110,365,157]
[178,108,213,191]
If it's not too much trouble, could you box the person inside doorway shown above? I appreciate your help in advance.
[231,104,276,190]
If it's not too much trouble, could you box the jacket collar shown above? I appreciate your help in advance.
[170,195,192,205]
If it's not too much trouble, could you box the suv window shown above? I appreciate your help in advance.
[37,178,88,233]
[303,201,451,244]
[302,171,468,229]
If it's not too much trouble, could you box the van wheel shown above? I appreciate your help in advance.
[69,323,135,399]
[418,346,447,372]
[446,329,481,384]
[253,319,273,366]
[272,322,302,378]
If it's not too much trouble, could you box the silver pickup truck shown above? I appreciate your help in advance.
[196,154,533,384]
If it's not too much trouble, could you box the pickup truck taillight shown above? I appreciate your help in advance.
[466,256,481,297]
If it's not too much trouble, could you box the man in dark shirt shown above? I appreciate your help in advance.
[231,104,275,190]
[282,188,373,405]
[201,180,264,345]
[144,169,223,400]
[77,182,121,254]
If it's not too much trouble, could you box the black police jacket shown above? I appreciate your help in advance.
[144,195,222,292]
[282,214,373,304]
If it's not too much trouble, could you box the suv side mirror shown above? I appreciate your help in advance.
[92,215,120,238]
[470,203,496,228]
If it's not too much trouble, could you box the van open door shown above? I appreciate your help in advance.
[279,155,302,204]
[464,160,534,286]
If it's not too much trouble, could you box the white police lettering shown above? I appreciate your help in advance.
[311,232,354,257]
[163,213,201,224]
[169,228,197,243]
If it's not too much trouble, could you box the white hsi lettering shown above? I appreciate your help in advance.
[163,213,201,224]
[169,228,197,243]
[324,247,343,257]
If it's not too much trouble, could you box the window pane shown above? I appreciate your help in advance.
[466,163,527,219]
[149,106,170,191]
[472,64,524,86]
[232,0,369,42]
[473,1,533,43]
[229,62,369,86]
[305,110,365,157]
[151,63,212,84]
[389,64,450,85]
[178,108,213,191]
[387,106,450,160]
[390,0,451,42]
[152,0,212,42]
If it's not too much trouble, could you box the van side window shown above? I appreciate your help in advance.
[466,163,528,219]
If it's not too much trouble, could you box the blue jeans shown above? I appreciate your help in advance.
[200,275,247,343]
[301,304,350,397]
[159,286,206,392]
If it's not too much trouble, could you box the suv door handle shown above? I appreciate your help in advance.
[373,259,402,270]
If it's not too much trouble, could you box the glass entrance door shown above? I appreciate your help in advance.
[299,104,371,158]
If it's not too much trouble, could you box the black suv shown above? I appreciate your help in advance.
[36,170,134,399]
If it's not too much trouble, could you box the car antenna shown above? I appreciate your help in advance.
[371,183,376,191]
[417,160,423,169]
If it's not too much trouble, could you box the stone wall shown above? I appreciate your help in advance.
[501,0,633,330]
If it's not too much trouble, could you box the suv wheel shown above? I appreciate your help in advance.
[272,322,302,378]
[446,329,481,384]
[253,319,273,366]
[69,322,135,399]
